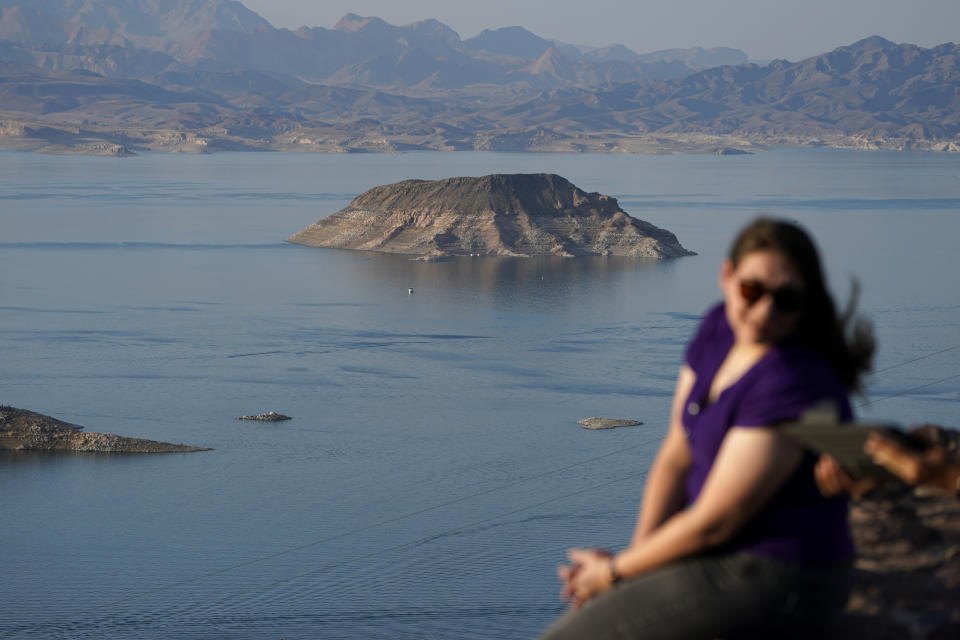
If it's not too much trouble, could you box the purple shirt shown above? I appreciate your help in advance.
[682,303,854,565]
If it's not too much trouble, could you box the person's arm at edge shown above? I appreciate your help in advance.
[865,431,960,496]
[630,366,695,545]
[815,428,960,499]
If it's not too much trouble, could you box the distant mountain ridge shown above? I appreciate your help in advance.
[0,1,956,155]
[0,0,267,39]
[0,1,739,89]
[575,36,960,142]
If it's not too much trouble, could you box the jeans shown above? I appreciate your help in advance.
[538,552,852,640]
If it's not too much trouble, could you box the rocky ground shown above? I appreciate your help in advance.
[0,406,210,453]
[833,485,960,638]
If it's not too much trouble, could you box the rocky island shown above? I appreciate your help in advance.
[578,417,644,430]
[0,406,210,453]
[287,174,695,260]
[237,411,291,422]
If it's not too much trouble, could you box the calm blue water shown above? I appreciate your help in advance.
[1,149,959,639]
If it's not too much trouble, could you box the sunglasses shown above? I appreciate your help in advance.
[738,279,805,313]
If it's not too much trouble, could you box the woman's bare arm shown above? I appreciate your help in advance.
[567,426,803,603]
[624,427,801,571]
[630,366,695,545]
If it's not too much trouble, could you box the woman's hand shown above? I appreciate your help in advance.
[813,454,851,497]
[557,548,614,608]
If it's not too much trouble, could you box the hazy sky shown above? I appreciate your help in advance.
[239,0,959,61]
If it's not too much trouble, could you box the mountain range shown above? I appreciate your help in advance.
[0,0,956,155]
[0,1,740,87]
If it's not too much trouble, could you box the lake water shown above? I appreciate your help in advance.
[1,149,959,639]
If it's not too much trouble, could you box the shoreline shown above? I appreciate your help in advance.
[0,406,211,453]
[2,118,957,157]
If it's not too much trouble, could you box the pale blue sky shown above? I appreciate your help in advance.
[240,0,959,61]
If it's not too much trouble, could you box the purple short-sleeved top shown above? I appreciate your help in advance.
[682,303,854,566]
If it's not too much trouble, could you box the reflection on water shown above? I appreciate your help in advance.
[346,253,667,310]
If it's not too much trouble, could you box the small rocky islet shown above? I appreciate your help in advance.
[578,417,644,430]
[237,411,292,422]
[287,173,695,261]
[0,405,210,453]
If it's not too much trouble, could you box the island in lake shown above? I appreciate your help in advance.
[287,173,695,260]
[0,406,210,453]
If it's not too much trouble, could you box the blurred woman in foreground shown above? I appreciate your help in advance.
[540,218,873,639]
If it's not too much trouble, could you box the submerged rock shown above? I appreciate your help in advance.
[287,174,695,260]
[237,411,291,422]
[0,406,211,453]
[577,417,643,430]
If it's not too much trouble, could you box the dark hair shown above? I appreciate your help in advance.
[729,217,874,390]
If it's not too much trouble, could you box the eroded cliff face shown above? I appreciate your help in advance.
[286,174,695,259]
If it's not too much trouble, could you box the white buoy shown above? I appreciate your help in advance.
[408,288,414,295]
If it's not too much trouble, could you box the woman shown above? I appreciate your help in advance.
[540,218,874,639]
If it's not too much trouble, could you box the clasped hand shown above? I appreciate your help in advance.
[557,548,614,608]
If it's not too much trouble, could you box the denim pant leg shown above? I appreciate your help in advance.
[538,552,851,640]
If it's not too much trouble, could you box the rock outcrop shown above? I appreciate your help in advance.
[0,406,210,453]
[578,417,643,430]
[833,485,960,638]
[287,174,695,260]
[237,411,291,422]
